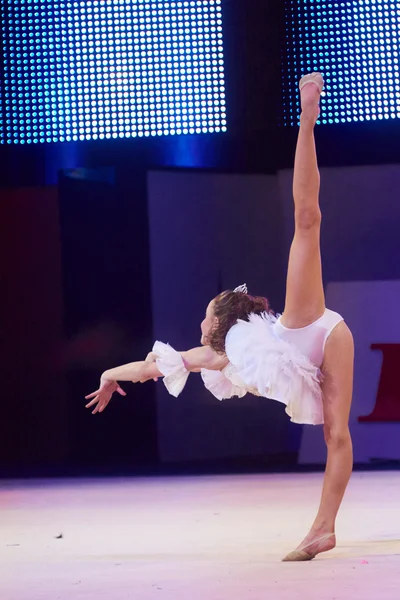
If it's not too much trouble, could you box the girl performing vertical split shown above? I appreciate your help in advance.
[85,73,354,562]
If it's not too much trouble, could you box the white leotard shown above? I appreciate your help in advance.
[274,309,344,368]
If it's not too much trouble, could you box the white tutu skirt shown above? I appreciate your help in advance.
[221,312,324,425]
[153,312,324,426]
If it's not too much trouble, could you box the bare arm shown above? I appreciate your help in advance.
[86,346,228,414]
[104,346,228,383]
[181,346,228,371]
[103,360,162,383]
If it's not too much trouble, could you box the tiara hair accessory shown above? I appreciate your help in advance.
[233,284,248,294]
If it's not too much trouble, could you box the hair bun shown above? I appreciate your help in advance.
[250,295,269,314]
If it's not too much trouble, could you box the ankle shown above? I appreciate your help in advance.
[300,113,317,129]
[311,520,335,535]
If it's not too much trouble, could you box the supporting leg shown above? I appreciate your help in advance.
[282,322,354,561]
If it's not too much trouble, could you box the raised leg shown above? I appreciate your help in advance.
[281,74,325,329]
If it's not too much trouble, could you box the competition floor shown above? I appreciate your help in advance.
[1,471,399,600]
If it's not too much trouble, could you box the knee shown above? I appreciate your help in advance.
[295,207,322,230]
[323,424,351,449]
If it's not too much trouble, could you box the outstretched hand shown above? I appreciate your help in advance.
[85,377,126,414]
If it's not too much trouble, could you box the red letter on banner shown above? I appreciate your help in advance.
[358,344,400,422]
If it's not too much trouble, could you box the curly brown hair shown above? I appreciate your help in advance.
[207,289,270,354]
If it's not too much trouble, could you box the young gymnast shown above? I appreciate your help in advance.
[85,73,354,562]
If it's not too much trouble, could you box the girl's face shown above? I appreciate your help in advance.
[200,301,218,346]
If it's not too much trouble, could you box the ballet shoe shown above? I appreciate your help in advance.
[299,72,325,96]
[282,532,335,562]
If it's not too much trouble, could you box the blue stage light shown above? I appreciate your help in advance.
[3,0,226,143]
[283,0,400,126]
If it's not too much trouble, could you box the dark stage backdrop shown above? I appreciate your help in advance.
[58,168,158,470]
[0,187,68,469]
[0,179,158,473]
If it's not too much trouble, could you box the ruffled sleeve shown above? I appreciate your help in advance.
[201,365,248,401]
[152,341,190,398]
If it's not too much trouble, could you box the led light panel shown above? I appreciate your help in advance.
[3,0,226,143]
[283,1,400,125]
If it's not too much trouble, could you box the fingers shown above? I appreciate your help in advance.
[85,390,100,400]
[95,400,109,414]
[92,400,105,414]
[85,396,100,408]
[116,386,126,396]
[86,391,112,414]
[88,397,110,414]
